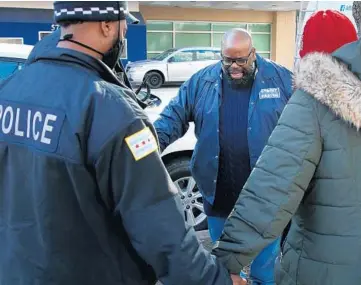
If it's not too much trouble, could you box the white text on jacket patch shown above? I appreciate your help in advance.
[125,127,158,161]
[0,100,65,152]
[259,88,281,99]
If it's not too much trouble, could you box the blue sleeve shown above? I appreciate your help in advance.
[153,78,196,152]
[282,68,293,101]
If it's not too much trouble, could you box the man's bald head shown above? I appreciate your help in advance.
[221,28,253,52]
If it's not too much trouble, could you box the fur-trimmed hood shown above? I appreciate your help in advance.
[294,52,361,129]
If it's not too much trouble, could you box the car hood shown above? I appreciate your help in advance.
[128,59,163,67]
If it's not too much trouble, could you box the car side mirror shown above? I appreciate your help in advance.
[168,57,175,63]
[137,90,162,108]
[135,77,162,108]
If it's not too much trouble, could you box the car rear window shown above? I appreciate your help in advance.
[0,59,24,82]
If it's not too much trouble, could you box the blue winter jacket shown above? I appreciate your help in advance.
[154,55,293,205]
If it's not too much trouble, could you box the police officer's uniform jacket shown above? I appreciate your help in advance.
[0,39,231,285]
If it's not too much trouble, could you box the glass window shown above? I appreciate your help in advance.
[146,21,271,59]
[212,23,247,32]
[175,22,211,31]
[39,32,52,41]
[151,48,178,61]
[147,32,173,52]
[0,38,23,44]
[147,53,160,59]
[120,39,127,59]
[258,53,270,59]
[252,34,271,51]
[147,21,173,31]
[196,50,220,61]
[212,33,223,48]
[169,51,194,63]
[248,24,271,33]
[175,33,211,48]
[0,60,24,82]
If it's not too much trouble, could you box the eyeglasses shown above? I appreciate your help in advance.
[221,51,253,67]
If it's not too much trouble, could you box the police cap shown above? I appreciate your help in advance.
[53,1,139,24]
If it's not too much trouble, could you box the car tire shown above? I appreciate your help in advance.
[165,157,208,231]
[146,71,164,89]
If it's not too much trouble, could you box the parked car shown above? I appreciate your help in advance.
[145,94,204,230]
[126,47,221,89]
[0,43,33,82]
[0,43,205,231]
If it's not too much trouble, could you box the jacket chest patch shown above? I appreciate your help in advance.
[259,88,280,99]
[0,100,65,153]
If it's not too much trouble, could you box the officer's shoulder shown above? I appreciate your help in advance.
[86,81,149,161]
[94,80,145,120]
[88,80,147,138]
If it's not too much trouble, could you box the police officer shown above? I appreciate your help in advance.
[0,2,239,285]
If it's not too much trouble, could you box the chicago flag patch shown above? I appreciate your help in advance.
[125,127,158,161]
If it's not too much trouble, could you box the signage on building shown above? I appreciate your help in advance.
[340,4,352,11]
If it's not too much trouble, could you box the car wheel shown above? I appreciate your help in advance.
[146,71,163,89]
[165,157,208,231]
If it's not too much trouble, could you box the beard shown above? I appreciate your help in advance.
[222,62,256,89]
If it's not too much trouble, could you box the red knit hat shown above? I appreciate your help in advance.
[299,9,358,58]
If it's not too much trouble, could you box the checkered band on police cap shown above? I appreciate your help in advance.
[53,1,129,23]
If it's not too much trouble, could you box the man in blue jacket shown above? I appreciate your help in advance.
[154,28,293,285]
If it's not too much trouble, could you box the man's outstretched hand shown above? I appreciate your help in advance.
[231,274,247,285]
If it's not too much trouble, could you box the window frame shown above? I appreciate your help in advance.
[0,37,24,44]
[38,31,52,41]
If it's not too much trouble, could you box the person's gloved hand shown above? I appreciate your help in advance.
[231,274,247,285]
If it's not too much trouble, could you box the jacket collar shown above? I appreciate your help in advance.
[29,47,136,92]
[29,47,109,77]
[202,53,277,83]
[294,52,361,129]
[25,28,106,75]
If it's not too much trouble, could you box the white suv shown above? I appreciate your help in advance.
[0,44,206,231]
[126,47,220,89]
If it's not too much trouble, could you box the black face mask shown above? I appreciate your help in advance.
[59,29,124,70]
[102,37,124,70]
[222,62,256,89]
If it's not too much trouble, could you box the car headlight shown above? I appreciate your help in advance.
[132,65,146,70]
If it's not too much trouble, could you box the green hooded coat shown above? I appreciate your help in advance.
[213,41,361,285]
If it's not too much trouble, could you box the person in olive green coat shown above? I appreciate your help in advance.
[212,12,361,285]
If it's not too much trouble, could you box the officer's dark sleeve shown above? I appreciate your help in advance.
[153,78,195,152]
[94,118,232,285]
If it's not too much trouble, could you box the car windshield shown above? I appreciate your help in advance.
[151,48,178,61]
